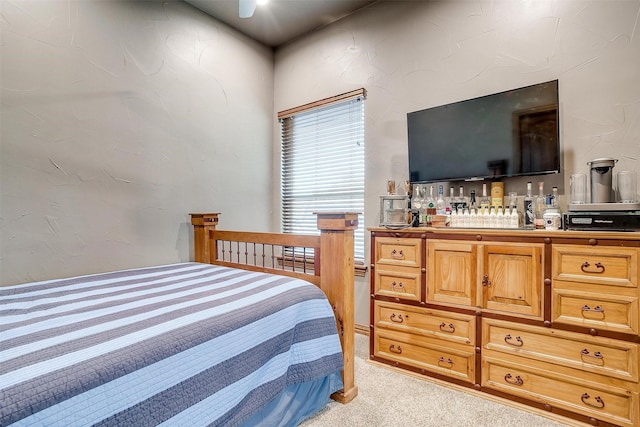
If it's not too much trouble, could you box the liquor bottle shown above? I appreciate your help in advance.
[543,186,561,230]
[479,183,491,216]
[436,185,446,215]
[457,186,468,211]
[426,185,436,225]
[551,186,559,207]
[468,190,477,227]
[449,186,456,212]
[411,185,422,211]
[534,182,546,229]
[524,182,535,229]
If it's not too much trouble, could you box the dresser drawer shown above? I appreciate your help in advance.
[552,245,638,288]
[375,237,422,269]
[374,301,475,346]
[552,285,639,335]
[374,329,475,383]
[483,318,639,383]
[374,268,421,301]
[483,357,639,427]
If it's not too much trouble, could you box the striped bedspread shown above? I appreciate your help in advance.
[0,263,344,426]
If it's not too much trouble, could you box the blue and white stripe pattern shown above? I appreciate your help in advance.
[0,263,344,426]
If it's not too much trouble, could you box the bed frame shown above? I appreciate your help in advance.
[190,212,358,404]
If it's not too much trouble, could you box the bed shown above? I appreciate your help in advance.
[0,212,358,426]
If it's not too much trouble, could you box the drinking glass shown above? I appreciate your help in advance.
[617,171,638,203]
[569,173,587,204]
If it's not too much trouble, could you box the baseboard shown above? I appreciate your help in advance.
[354,323,369,336]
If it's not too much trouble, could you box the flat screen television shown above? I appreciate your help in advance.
[407,80,560,183]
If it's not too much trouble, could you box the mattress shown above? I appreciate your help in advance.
[0,262,344,426]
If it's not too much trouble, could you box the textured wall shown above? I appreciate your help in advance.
[1,0,274,285]
[274,0,640,325]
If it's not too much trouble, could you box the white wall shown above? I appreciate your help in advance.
[274,0,640,325]
[0,0,274,285]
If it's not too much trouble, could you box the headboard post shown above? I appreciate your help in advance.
[190,213,220,264]
[315,211,359,404]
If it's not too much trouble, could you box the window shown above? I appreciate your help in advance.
[279,89,365,262]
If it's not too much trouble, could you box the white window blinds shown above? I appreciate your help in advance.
[279,89,365,261]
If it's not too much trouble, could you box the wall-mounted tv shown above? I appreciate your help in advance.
[408,80,560,183]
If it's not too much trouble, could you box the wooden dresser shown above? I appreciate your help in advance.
[369,227,640,427]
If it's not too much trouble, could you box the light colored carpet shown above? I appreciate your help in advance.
[301,334,570,427]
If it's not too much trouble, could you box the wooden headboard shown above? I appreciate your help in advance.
[189,212,359,404]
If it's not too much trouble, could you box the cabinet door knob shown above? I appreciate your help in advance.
[581,393,605,408]
[482,274,492,287]
[581,261,605,274]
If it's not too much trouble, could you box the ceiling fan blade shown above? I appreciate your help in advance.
[239,0,257,18]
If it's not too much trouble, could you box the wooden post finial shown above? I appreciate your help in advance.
[189,213,220,264]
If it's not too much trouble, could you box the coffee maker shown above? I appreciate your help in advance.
[565,157,640,230]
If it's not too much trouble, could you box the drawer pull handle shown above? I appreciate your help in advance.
[437,356,454,366]
[504,373,524,386]
[390,313,405,323]
[389,344,402,354]
[581,305,604,314]
[482,274,492,287]
[391,249,405,260]
[581,262,605,274]
[390,281,405,292]
[504,334,524,347]
[581,393,605,409]
[580,348,604,361]
[439,322,456,333]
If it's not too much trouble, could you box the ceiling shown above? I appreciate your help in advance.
[184,0,379,48]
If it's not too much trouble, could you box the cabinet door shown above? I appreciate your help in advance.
[427,240,477,307]
[481,243,543,318]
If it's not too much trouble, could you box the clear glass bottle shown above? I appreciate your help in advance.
[543,187,561,230]
[458,186,467,211]
[436,184,446,215]
[551,186,559,208]
[469,190,477,213]
[480,183,491,216]
[524,182,535,229]
[412,185,422,211]
[426,185,436,225]
[534,182,546,229]
[449,186,456,213]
